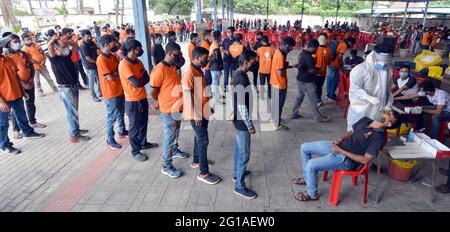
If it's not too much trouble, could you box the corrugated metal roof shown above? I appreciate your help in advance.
[354,7,450,15]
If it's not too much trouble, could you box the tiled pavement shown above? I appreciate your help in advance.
[1,43,450,212]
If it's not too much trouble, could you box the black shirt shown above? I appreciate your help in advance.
[340,117,387,165]
[344,56,364,66]
[209,44,223,71]
[48,51,78,85]
[296,50,316,83]
[151,44,165,66]
[80,40,99,70]
[232,70,253,131]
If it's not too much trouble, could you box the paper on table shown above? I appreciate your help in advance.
[388,143,435,159]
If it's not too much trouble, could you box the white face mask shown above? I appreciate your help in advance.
[11,43,22,51]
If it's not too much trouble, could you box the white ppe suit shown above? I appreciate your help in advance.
[346,51,394,131]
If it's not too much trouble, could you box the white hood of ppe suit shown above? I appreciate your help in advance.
[346,51,394,131]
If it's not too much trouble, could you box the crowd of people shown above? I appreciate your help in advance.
[1,17,450,203]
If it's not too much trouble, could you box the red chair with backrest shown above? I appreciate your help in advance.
[322,131,389,207]
[337,71,350,117]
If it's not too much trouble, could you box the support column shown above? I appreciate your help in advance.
[422,0,430,27]
[131,0,152,73]
[401,1,410,28]
[196,0,202,24]
[266,0,269,20]
[300,0,304,28]
[213,0,218,30]
[370,0,375,26]
[335,0,339,23]
[222,0,225,20]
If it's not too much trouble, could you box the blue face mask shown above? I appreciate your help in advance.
[375,62,388,70]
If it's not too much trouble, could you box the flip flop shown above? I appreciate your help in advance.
[294,191,319,202]
[292,177,307,185]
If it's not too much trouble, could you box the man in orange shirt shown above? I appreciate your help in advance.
[182,47,221,185]
[314,35,332,106]
[421,28,432,50]
[256,36,274,102]
[0,41,45,154]
[188,33,199,62]
[270,37,296,130]
[150,43,189,178]
[118,25,128,43]
[97,35,128,149]
[5,34,47,139]
[326,37,355,102]
[201,29,212,85]
[229,33,245,77]
[119,39,158,162]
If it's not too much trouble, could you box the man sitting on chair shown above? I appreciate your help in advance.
[292,110,397,201]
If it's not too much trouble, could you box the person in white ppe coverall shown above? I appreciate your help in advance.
[346,44,394,131]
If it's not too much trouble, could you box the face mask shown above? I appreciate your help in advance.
[399,71,409,79]
[155,39,162,44]
[24,41,33,46]
[175,56,185,69]
[227,32,233,38]
[61,47,70,56]
[375,62,388,70]
[418,91,426,97]
[11,43,22,52]
[135,49,143,57]
[200,59,208,67]
[257,37,262,41]
[110,46,119,53]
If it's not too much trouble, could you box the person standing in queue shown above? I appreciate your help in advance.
[118,39,158,162]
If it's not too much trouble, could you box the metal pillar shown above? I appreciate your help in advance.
[230,0,234,26]
[131,0,152,74]
[370,0,375,25]
[222,0,225,20]
[300,0,304,28]
[422,0,430,27]
[196,0,202,24]
[335,0,339,23]
[227,0,231,27]
[213,0,218,30]
[266,0,269,20]
[401,1,410,28]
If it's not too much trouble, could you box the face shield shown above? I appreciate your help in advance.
[374,52,390,70]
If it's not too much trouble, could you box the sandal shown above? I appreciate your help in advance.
[292,177,307,185]
[294,191,319,201]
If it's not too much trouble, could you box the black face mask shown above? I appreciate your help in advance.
[175,56,185,69]
[135,49,143,57]
[200,59,208,67]
[111,46,119,53]
[257,37,262,41]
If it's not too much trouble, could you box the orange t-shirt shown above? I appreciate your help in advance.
[256,46,275,74]
[150,62,183,113]
[421,32,431,46]
[22,43,45,70]
[188,42,197,62]
[119,29,128,42]
[164,25,170,33]
[332,42,347,68]
[314,46,332,77]
[270,49,287,89]
[207,22,213,30]
[229,44,244,58]
[0,56,23,101]
[200,40,211,70]
[97,53,124,99]
[8,52,31,83]
[182,65,211,120]
[118,58,148,102]
[174,23,181,33]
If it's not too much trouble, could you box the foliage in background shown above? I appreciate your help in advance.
[148,0,194,15]
[14,8,30,17]
[53,7,67,16]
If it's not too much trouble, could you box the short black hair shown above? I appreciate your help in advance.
[154,33,162,39]
[307,39,319,49]
[320,32,328,39]
[112,31,120,41]
[191,47,209,60]
[21,32,31,40]
[261,35,269,44]
[399,65,410,71]
[126,28,135,35]
[227,26,235,32]
[46,29,55,37]
[282,36,296,47]
[123,38,142,53]
[165,42,181,54]
[239,49,257,66]
[234,33,243,42]
[422,80,435,92]
[212,30,221,40]
[345,37,356,46]
[101,35,115,47]
[81,29,91,37]
[257,31,264,37]
[61,28,72,36]
[203,29,211,38]
[350,49,358,56]
[168,31,176,38]
[55,25,61,29]
[190,33,198,41]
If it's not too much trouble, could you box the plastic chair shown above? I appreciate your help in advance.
[438,120,449,142]
[322,131,389,207]
[337,71,350,118]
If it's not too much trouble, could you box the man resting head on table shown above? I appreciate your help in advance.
[292,110,397,201]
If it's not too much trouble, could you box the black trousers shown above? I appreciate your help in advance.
[314,76,326,102]
[125,99,148,155]
[75,60,88,86]
[259,73,271,99]
[11,86,36,131]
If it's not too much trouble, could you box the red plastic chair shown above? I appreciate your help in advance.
[438,120,449,142]
[322,131,389,207]
[337,71,350,118]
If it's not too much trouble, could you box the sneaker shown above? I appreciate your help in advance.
[92,97,102,102]
[1,146,21,155]
[13,131,23,139]
[118,130,129,138]
[233,170,252,182]
[234,187,257,199]
[173,150,190,159]
[191,160,215,168]
[317,101,324,107]
[142,142,158,150]
[317,116,330,123]
[161,165,183,178]
[276,124,289,130]
[197,173,221,185]
[133,152,148,162]
[325,96,337,102]
[23,132,45,139]
[79,129,89,134]
[30,123,46,128]
[107,140,122,150]
[70,135,91,143]
[291,113,303,120]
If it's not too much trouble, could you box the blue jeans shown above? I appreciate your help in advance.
[300,141,356,197]
[160,113,181,166]
[191,119,209,175]
[85,69,102,98]
[223,62,232,91]
[234,130,251,189]
[431,111,450,139]
[211,70,222,103]
[326,66,339,100]
[0,98,34,149]
[104,95,126,142]
[58,87,80,136]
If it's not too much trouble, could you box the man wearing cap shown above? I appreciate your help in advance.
[346,43,394,131]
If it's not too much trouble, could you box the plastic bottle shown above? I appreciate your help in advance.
[407,128,414,143]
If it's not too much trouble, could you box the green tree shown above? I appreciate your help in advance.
[148,0,194,15]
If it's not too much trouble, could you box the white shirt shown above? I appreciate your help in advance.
[427,88,450,112]
[396,76,419,96]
